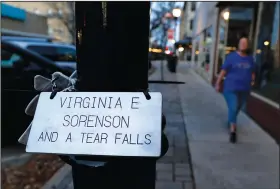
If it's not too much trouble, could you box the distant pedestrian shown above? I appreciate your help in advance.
[215,37,256,143]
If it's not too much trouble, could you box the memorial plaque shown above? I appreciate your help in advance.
[26,92,162,157]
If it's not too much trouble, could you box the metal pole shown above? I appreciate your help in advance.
[161,24,168,81]
[72,2,160,189]
[161,28,165,81]
[161,57,164,81]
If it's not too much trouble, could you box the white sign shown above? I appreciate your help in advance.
[26,92,162,157]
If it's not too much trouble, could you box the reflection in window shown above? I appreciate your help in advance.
[203,26,213,72]
[1,50,21,68]
[193,36,200,63]
[56,47,76,62]
[254,2,280,104]
[27,46,76,62]
[227,7,253,50]
[216,7,255,74]
[216,24,226,74]
[27,46,57,61]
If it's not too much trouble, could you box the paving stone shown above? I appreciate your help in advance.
[175,176,192,182]
[156,171,173,181]
[166,135,174,146]
[158,156,174,163]
[175,147,188,157]
[175,142,187,148]
[174,136,187,143]
[175,163,190,169]
[156,181,183,189]
[165,147,174,157]
[183,182,193,189]
[165,114,184,125]
[175,167,191,176]
[156,163,173,171]
[174,149,189,162]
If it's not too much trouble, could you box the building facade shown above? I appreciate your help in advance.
[180,2,196,40]
[192,2,280,142]
[1,3,48,36]
[191,2,218,82]
[179,2,197,60]
[3,2,75,44]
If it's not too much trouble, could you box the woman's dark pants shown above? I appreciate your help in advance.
[223,91,250,126]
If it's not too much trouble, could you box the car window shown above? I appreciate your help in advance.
[1,50,22,68]
[27,45,76,63]
[1,48,52,90]
[56,47,76,62]
[27,45,57,62]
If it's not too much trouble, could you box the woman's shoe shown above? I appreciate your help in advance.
[229,131,237,143]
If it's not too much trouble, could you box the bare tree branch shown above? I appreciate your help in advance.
[48,2,75,44]
[150,2,176,32]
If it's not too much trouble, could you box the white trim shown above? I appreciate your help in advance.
[250,92,280,110]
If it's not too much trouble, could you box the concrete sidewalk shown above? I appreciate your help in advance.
[151,61,279,189]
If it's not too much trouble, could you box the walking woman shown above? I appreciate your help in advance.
[215,37,256,143]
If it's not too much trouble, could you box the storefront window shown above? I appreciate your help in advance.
[227,7,254,53]
[216,7,255,74]
[203,26,213,72]
[216,13,227,74]
[254,2,280,104]
[193,35,200,63]
[198,32,205,67]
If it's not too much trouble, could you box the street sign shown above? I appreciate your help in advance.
[26,92,162,157]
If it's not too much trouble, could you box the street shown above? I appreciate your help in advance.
[43,61,279,189]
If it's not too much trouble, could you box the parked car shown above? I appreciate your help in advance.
[1,40,72,147]
[2,36,76,73]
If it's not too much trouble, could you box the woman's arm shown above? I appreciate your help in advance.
[216,70,226,86]
[215,70,226,91]
[215,54,231,91]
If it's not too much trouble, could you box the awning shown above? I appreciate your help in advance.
[1,3,26,21]
[175,38,192,48]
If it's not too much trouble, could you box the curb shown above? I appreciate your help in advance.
[148,66,156,76]
[42,164,72,189]
[2,153,33,169]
